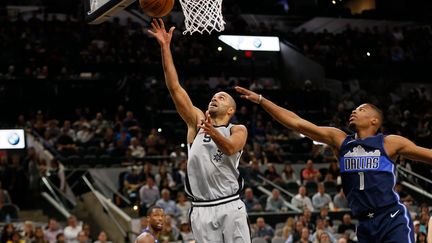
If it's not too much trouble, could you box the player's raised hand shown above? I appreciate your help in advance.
[198,111,217,137]
[234,86,262,104]
[147,18,175,47]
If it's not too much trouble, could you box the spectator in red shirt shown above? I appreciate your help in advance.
[301,159,321,183]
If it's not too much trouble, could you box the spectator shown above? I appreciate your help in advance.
[76,123,94,145]
[128,137,145,160]
[337,214,356,234]
[301,159,320,183]
[56,127,77,156]
[93,231,111,243]
[122,111,140,130]
[176,192,191,222]
[281,164,297,183]
[312,183,333,210]
[311,218,336,243]
[60,120,77,142]
[417,232,427,243]
[265,189,285,211]
[264,163,283,184]
[76,231,89,243]
[155,164,175,190]
[139,176,160,216]
[325,161,339,182]
[56,233,65,243]
[243,160,264,187]
[169,146,187,166]
[285,221,305,243]
[33,226,48,243]
[242,187,263,212]
[155,189,181,219]
[251,217,274,242]
[178,221,194,242]
[1,224,14,242]
[63,215,82,243]
[317,207,333,230]
[22,221,35,242]
[298,227,312,243]
[158,215,179,242]
[0,182,12,209]
[123,166,141,201]
[282,217,295,240]
[44,218,63,243]
[7,232,24,243]
[291,186,314,212]
[3,154,28,208]
[333,187,348,209]
[90,113,110,137]
[81,224,92,243]
[138,163,154,184]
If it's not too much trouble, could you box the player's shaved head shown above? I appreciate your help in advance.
[218,91,236,111]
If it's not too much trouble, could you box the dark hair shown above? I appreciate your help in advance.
[365,103,384,128]
[146,205,163,216]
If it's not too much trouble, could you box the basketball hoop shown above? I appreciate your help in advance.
[178,0,225,35]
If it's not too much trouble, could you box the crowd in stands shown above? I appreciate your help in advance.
[1,10,432,82]
[0,75,430,242]
[0,215,114,243]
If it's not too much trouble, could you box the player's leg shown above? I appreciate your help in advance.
[220,200,251,243]
[380,204,414,243]
[190,206,223,243]
[356,220,375,243]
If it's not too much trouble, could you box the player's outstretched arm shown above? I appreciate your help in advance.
[148,19,203,130]
[386,135,432,163]
[234,86,346,149]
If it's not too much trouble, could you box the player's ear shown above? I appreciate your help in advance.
[227,107,235,116]
[371,117,378,126]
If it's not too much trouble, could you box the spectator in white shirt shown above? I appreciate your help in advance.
[128,137,146,159]
[64,215,82,243]
[291,185,314,211]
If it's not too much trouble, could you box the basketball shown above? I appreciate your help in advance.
[139,0,175,17]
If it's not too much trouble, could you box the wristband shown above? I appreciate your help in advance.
[258,94,263,104]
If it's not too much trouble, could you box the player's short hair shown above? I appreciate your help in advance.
[365,103,383,124]
[146,205,163,216]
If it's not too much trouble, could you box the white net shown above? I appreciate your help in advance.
[179,0,225,35]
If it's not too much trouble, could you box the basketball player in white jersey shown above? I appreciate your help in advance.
[148,19,251,243]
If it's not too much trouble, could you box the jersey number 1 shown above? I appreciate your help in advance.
[358,172,365,190]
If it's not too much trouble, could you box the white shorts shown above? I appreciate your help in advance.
[190,195,251,243]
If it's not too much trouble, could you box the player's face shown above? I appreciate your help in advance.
[348,104,375,130]
[149,209,165,231]
[208,92,233,117]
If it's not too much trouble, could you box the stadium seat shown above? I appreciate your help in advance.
[271,237,285,243]
[252,237,267,243]
[0,203,19,222]
[324,180,337,196]
[283,181,299,195]
[305,181,318,197]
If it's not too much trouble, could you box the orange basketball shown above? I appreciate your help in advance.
[139,0,175,17]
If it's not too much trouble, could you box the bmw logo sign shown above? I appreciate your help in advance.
[7,133,20,145]
[253,38,262,48]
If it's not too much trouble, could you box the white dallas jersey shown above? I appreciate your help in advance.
[185,123,243,201]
